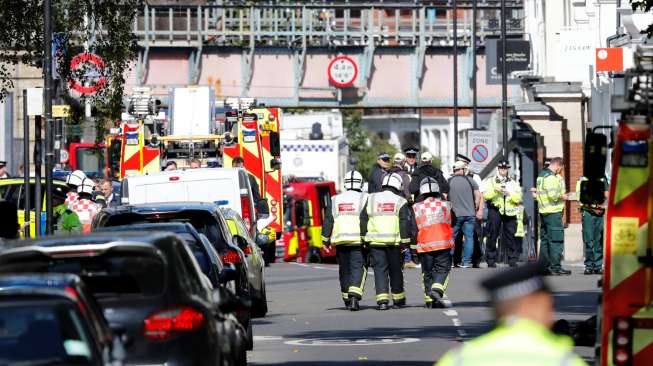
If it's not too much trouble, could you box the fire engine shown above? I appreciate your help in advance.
[579,45,653,366]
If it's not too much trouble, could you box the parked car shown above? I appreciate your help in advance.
[120,168,257,235]
[221,207,268,318]
[92,202,254,350]
[0,231,247,365]
[0,273,125,366]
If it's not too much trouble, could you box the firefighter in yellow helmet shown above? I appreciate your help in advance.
[435,260,588,366]
[360,172,414,310]
[322,170,369,311]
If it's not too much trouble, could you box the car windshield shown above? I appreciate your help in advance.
[0,252,165,297]
[0,300,95,365]
[176,232,211,276]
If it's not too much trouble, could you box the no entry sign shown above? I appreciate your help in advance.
[466,130,495,173]
[328,55,358,88]
[68,53,106,95]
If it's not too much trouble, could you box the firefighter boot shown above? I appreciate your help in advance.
[393,299,406,309]
[349,297,360,312]
[378,302,389,311]
[343,298,351,310]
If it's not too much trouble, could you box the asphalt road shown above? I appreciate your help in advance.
[249,262,600,366]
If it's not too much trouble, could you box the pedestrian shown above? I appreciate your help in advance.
[322,170,369,311]
[361,172,413,310]
[0,161,10,179]
[409,152,449,200]
[232,156,269,217]
[0,200,19,241]
[576,175,608,275]
[533,157,571,276]
[189,159,202,169]
[64,170,86,209]
[164,161,177,171]
[411,177,454,308]
[368,152,391,194]
[448,160,483,268]
[482,161,523,268]
[435,260,587,366]
[52,192,81,234]
[404,147,419,174]
[100,180,120,208]
[455,154,484,267]
[387,152,412,201]
[70,178,102,233]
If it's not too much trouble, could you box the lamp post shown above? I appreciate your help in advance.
[500,0,508,159]
[44,0,54,234]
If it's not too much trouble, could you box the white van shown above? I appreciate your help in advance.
[121,168,256,233]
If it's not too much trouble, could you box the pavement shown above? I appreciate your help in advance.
[249,261,600,365]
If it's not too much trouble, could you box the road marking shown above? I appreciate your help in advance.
[452,318,462,327]
[443,309,458,317]
[285,337,420,347]
[254,335,283,341]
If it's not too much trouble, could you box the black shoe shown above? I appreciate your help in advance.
[393,299,406,309]
[349,298,360,311]
[378,303,389,311]
[344,299,351,309]
[594,268,603,275]
[584,268,594,275]
[472,263,480,268]
[552,268,572,276]
[487,263,497,268]
[425,302,434,309]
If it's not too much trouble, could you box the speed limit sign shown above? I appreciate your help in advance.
[328,56,358,88]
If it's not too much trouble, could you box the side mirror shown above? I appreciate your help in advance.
[269,131,280,157]
[218,267,238,284]
[213,286,251,313]
[232,235,249,251]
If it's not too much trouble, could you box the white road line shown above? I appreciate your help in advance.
[443,309,458,317]
[253,335,283,341]
[452,318,462,327]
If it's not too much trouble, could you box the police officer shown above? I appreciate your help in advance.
[483,161,523,267]
[435,260,588,366]
[534,157,571,275]
[361,172,413,310]
[65,170,87,209]
[411,177,454,308]
[322,170,369,311]
[576,176,608,275]
[404,147,419,174]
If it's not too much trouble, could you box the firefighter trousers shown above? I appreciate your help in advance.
[336,245,368,302]
[420,249,451,304]
[370,246,405,305]
[485,207,520,265]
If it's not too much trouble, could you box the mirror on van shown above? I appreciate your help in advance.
[269,131,280,157]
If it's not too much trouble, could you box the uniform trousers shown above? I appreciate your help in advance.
[370,246,404,304]
[336,245,367,302]
[539,212,564,272]
[485,205,520,265]
[420,249,451,304]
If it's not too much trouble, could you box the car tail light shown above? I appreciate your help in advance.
[144,306,204,340]
[242,245,252,255]
[64,287,87,315]
[240,195,252,226]
[169,176,180,181]
[222,248,242,264]
[613,317,633,366]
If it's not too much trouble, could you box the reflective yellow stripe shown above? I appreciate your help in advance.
[391,292,406,300]
[376,293,390,301]
[341,292,349,300]
[348,286,363,296]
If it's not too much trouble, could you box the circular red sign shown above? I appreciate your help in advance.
[68,53,106,95]
[328,56,358,88]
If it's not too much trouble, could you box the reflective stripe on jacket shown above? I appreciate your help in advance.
[331,190,368,245]
[364,191,407,246]
[412,198,454,253]
[536,169,565,214]
[482,177,523,216]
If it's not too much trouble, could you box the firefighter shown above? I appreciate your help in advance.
[64,170,86,209]
[322,170,369,311]
[52,192,81,234]
[483,161,523,268]
[534,157,571,276]
[71,178,102,234]
[361,172,414,310]
[576,176,608,275]
[435,260,588,366]
[412,177,454,308]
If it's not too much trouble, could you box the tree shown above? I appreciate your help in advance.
[631,1,653,36]
[0,0,141,140]
[342,109,397,180]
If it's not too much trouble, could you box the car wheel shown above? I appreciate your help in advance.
[246,319,253,350]
[252,279,268,318]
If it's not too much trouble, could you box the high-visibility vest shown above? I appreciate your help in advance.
[71,198,101,233]
[483,177,523,217]
[536,169,565,214]
[330,190,368,245]
[364,191,406,246]
[412,198,454,253]
[435,318,588,366]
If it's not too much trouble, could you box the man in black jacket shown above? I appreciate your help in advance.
[368,152,391,194]
[409,152,449,200]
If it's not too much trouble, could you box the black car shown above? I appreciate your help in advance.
[93,202,254,349]
[0,273,125,366]
[0,231,247,365]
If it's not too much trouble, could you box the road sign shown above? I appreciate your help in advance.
[26,88,43,116]
[68,53,106,95]
[52,105,71,118]
[466,129,495,173]
[328,55,358,88]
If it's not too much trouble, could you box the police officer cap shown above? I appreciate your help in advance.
[378,152,390,160]
[404,147,419,155]
[480,259,550,302]
[498,160,511,169]
[455,154,472,164]
[0,161,6,167]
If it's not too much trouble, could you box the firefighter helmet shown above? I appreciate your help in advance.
[343,170,364,191]
[419,177,440,195]
[381,173,403,191]
[66,170,86,187]
[77,178,95,195]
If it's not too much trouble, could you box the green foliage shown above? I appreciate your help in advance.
[0,0,141,139]
[342,109,397,180]
[631,0,653,37]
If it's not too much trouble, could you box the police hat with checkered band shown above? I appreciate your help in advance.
[381,172,403,191]
[66,170,87,188]
[343,170,364,191]
[419,177,440,196]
